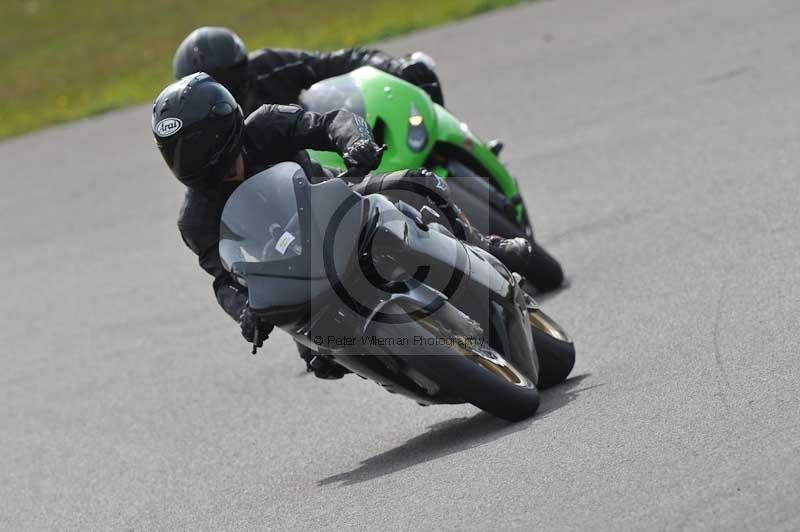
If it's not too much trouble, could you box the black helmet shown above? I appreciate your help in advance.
[152,73,244,189]
[173,27,249,101]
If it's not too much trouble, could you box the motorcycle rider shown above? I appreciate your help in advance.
[172,26,444,116]
[152,74,537,378]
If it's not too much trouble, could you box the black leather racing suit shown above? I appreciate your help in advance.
[177,103,374,321]
[240,47,412,116]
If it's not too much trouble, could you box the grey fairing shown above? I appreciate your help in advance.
[222,162,365,318]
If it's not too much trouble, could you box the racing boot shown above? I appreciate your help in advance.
[297,343,351,380]
[464,226,564,291]
[485,236,537,278]
[444,194,563,290]
[450,211,537,279]
[463,227,536,280]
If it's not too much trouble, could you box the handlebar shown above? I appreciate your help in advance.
[336,167,366,181]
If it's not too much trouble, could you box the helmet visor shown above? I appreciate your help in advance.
[159,110,242,187]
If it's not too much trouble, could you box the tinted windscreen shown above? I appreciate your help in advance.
[299,74,365,117]
[219,165,303,272]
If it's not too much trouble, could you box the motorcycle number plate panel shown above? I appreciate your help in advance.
[275,232,296,255]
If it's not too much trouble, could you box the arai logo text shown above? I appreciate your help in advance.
[155,118,182,137]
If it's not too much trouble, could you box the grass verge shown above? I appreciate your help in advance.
[0,0,525,140]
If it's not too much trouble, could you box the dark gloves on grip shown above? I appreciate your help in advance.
[343,137,383,171]
[239,306,274,348]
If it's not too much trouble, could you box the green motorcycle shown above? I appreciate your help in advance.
[299,65,563,291]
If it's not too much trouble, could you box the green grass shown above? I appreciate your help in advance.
[0,0,525,140]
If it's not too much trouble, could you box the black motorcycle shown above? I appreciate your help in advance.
[219,163,575,421]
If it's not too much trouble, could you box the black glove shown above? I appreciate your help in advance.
[343,138,383,171]
[396,59,444,105]
[239,306,274,348]
[397,59,436,85]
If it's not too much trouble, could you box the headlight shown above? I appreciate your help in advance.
[407,102,427,152]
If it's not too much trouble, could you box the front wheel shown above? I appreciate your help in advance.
[405,317,541,421]
[367,300,541,421]
[528,308,575,388]
[438,337,541,421]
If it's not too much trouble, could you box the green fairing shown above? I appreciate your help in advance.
[430,103,519,199]
[306,67,521,218]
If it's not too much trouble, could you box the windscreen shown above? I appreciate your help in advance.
[219,165,303,273]
[299,74,365,117]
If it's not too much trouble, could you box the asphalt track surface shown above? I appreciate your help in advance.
[3,0,800,530]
